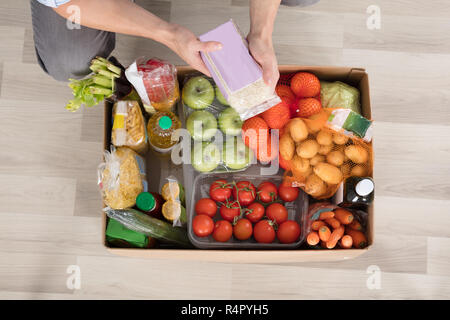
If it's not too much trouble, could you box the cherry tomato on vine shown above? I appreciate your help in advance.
[219,201,241,222]
[278,182,299,202]
[233,218,253,241]
[213,220,233,242]
[192,215,214,237]
[195,198,217,218]
[277,220,301,244]
[266,203,288,224]
[209,179,232,202]
[257,181,278,203]
[253,220,276,243]
[232,181,256,206]
[245,202,265,223]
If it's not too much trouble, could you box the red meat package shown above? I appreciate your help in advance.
[125,57,180,114]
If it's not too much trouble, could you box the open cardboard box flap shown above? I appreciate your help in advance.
[102,65,373,263]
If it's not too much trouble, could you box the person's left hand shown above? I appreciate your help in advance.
[247,33,279,92]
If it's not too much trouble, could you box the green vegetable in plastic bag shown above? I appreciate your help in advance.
[320,81,361,115]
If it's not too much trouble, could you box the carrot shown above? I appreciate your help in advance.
[345,228,367,248]
[340,235,353,249]
[326,239,338,249]
[329,225,345,243]
[319,211,334,220]
[307,231,320,246]
[318,226,331,242]
[311,220,326,231]
[334,208,354,225]
[348,220,363,231]
[325,218,341,229]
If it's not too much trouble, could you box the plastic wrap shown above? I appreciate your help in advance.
[161,175,186,227]
[125,57,180,114]
[320,81,361,114]
[181,73,255,173]
[199,20,281,120]
[111,100,148,154]
[326,108,373,143]
[98,146,147,209]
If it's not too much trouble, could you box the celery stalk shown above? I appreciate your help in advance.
[89,85,113,96]
[93,75,113,88]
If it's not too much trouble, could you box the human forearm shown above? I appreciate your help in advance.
[249,0,281,40]
[54,0,175,47]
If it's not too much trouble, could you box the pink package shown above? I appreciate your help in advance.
[199,20,280,120]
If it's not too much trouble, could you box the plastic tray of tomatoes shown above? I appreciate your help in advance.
[188,172,309,249]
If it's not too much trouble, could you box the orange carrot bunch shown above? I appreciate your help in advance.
[306,208,368,249]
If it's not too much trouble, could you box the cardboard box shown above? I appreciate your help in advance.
[102,65,373,263]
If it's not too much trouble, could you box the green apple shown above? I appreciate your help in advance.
[182,76,214,110]
[218,107,243,136]
[186,110,218,141]
[215,85,229,106]
[191,142,221,172]
[223,136,254,170]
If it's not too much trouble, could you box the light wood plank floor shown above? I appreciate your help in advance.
[0,0,449,299]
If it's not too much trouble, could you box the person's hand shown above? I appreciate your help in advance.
[247,33,279,92]
[166,24,222,76]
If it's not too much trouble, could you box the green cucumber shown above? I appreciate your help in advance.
[105,208,192,248]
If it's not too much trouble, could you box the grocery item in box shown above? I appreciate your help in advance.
[326,109,373,142]
[199,20,281,120]
[161,176,186,226]
[106,217,155,248]
[147,111,181,153]
[111,100,148,154]
[125,57,180,114]
[282,109,373,199]
[320,81,361,114]
[98,146,147,209]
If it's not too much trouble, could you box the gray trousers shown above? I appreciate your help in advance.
[31,0,319,81]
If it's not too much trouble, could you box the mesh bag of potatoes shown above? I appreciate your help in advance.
[111,100,148,155]
[281,109,373,199]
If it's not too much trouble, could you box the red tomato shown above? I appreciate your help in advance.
[209,179,232,202]
[219,201,241,222]
[257,181,278,203]
[213,220,233,242]
[253,220,276,243]
[192,215,214,237]
[232,181,256,206]
[277,220,301,244]
[266,203,288,224]
[195,198,217,218]
[245,202,265,223]
[278,182,300,202]
[233,218,253,241]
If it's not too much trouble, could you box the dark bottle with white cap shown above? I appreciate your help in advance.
[339,177,374,210]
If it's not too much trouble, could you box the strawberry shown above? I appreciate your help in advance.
[261,99,291,129]
[275,85,295,105]
[290,72,321,98]
[242,116,269,150]
[295,98,322,118]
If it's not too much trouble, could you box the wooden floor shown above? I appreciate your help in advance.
[1,0,450,300]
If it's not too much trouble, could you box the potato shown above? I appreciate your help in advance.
[345,145,368,164]
[333,133,349,145]
[318,143,334,155]
[316,130,333,146]
[296,139,319,159]
[291,156,311,175]
[305,174,327,198]
[313,162,343,185]
[305,117,322,134]
[326,150,345,167]
[351,165,367,177]
[310,154,325,166]
[288,118,308,142]
[341,163,351,176]
[279,134,295,161]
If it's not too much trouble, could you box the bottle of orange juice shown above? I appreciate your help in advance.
[147,111,181,153]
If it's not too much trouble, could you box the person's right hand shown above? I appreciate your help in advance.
[166,24,222,77]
